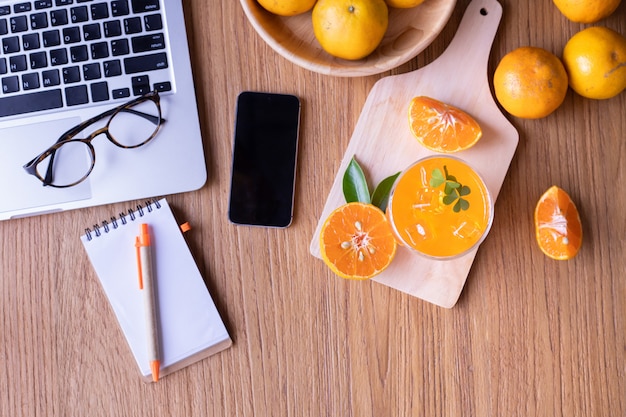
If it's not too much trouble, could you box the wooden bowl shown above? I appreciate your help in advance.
[239,0,458,77]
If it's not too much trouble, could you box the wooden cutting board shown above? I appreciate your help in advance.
[309,0,519,308]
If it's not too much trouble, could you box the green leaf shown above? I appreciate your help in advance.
[371,171,401,212]
[430,168,445,187]
[459,185,471,196]
[443,194,458,205]
[444,181,460,195]
[459,198,470,211]
[342,156,371,204]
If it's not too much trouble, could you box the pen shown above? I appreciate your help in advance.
[135,223,161,382]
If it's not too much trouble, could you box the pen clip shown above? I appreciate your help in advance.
[135,236,144,290]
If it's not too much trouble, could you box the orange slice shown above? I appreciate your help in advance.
[408,96,482,153]
[534,185,583,260]
[320,202,397,280]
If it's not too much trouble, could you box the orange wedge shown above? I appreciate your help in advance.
[320,202,397,280]
[534,185,583,260]
[408,96,482,153]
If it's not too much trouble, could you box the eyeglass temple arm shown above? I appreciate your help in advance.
[52,107,163,147]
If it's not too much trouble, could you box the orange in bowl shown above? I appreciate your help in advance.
[239,0,457,76]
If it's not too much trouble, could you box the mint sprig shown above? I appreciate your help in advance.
[343,156,400,212]
[430,166,471,212]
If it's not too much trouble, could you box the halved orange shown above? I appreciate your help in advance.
[320,202,397,280]
[408,96,482,153]
[534,185,583,260]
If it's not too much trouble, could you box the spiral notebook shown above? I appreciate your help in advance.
[80,198,231,382]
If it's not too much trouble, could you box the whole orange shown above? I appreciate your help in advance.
[257,0,317,16]
[385,0,425,8]
[562,27,626,100]
[312,0,388,60]
[493,47,569,119]
[552,0,621,23]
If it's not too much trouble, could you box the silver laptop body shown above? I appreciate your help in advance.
[0,0,206,220]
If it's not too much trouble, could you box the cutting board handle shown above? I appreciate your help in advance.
[424,0,502,94]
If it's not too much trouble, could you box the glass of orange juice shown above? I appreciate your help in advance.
[387,156,494,259]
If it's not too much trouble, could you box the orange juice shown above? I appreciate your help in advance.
[387,156,493,259]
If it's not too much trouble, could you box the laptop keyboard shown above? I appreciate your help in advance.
[0,0,173,119]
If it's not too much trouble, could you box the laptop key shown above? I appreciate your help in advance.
[83,23,101,40]
[30,51,48,69]
[70,45,89,62]
[35,1,54,10]
[91,41,109,59]
[42,69,60,86]
[144,14,162,31]
[154,81,170,92]
[70,6,89,23]
[131,0,160,13]
[23,33,40,50]
[63,26,81,43]
[112,87,130,99]
[43,29,61,46]
[91,81,109,102]
[111,38,129,56]
[50,48,68,65]
[50,9,68,26]
[0,58,6,74]
[131,74,149,95]
[2,75,20,93]
[9,55,27,72]
[62,66,81,83]
[83,62,101,80]
[11,15,29,32]
[123,17,141,34]
[0,89,63,117]
[65,85,88,106]
[0,19,7,35]
[22,73,40,90]
[90,3,109,19]
[111,0,130,17]
[104,20,121,37]
[14,3,32,13]
[103,59,121,77]
[131,33,165,53]
[30,12,48,29]
[3,36,20,53]
[124,52,167,74]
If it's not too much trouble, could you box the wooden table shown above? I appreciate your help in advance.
[1,0,624,415]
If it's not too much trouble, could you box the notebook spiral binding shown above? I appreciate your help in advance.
[84,199,162,241]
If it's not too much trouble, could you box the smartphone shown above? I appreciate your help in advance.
[228,91,301,227]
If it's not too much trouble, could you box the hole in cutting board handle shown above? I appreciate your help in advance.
[480,8,488,15]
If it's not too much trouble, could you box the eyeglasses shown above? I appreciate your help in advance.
[23,90,166,188]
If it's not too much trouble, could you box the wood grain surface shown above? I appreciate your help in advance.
[1,0,625,416]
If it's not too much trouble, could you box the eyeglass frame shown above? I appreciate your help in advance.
[23,90,166,188]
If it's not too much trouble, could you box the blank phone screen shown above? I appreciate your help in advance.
[228,92,301,227]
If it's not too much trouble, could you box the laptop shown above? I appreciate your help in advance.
[0,0,206,220]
